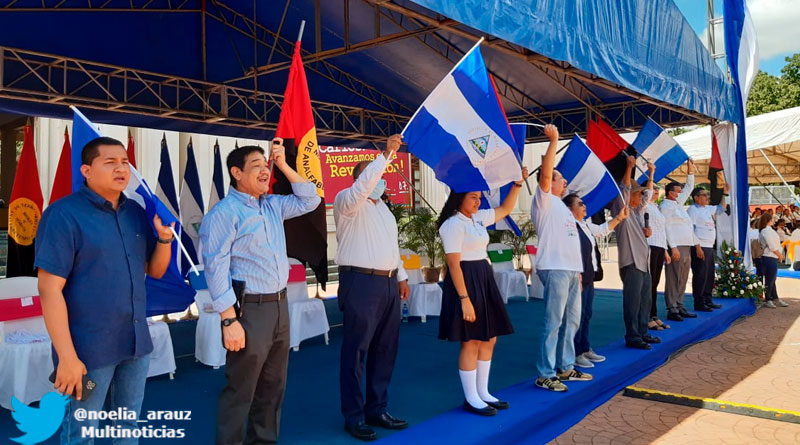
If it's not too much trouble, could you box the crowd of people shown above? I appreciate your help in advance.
[34,130,788,444]
[749,205,796,309]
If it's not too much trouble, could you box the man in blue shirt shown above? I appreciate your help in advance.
[35,136,174,444]
[200,138,320,444]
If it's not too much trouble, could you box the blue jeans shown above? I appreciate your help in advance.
[536,270,581,378]
[574,282,594,356]
[761,256,779,301]
[60,354,151,444]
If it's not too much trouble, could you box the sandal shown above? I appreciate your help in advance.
[648,320,664,331]
[654,318,671,330]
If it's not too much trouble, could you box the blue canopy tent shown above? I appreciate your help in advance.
[0,0,738,145]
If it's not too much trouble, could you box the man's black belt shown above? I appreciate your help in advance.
[339,265,398,278]
[241,288,287,303]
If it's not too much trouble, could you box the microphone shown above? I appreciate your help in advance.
[644,212,650,229]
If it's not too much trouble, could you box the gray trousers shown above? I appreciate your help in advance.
[664,245,691,312]
[216,298,290,445]
[620,265,652,344]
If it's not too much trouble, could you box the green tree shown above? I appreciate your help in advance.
[746,53,800,117]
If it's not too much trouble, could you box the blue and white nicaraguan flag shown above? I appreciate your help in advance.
[71,108,195,316]
[478,122,529,235]
[724,0,759,256]
[179,139,204,276]
[556,135,621,219]
[631,118,689,185]
[402,38,522,193]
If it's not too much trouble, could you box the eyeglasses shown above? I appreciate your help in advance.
[574,201,586,207]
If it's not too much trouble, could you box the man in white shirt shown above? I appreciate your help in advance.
[645,184,669,328]
[530,124,591,393]
[334,134,411,441]
[687,185,728,312]
[659,160,700,322]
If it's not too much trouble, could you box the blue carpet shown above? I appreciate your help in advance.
[0,292,753,444]
[380,297,756,445]
[777,268,800,279]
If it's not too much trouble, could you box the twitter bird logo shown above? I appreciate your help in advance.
[10,392,70,444]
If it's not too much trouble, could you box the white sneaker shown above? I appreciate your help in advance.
[574,354,594,368]
[777,299,789,307]
[584,349,606,363]
[764,300,776,308]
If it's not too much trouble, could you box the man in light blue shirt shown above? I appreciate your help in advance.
[200,138,320,444]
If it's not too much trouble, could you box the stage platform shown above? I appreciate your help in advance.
[0,291,755,444]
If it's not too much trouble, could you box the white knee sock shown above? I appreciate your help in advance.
[459,369,487,408]
[476,360,499,402]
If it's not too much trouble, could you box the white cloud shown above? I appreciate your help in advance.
[748,0,800,59]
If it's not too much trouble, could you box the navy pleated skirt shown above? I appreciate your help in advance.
[439,259,514,342]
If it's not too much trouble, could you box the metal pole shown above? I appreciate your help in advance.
[201,0,207,81]
[757,147,800,204]
[531,139,572,175]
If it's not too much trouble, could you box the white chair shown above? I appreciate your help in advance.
[487,243,529,303]
[526,244,544,300]
[0,277,53,410]
[188,268,226,368]
[146,318,176,379]
[287,258,329,351]
[400,249,442,322]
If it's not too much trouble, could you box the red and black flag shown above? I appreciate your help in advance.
[272,39,328,288]
[586,118,636,182]
[49,127,72,205]
[127,130,137,168]
[708,129,725,205]
[7,123,44,277]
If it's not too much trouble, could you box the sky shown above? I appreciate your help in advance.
[673,0,800,77]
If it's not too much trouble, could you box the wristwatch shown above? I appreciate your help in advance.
[221,317,238,328]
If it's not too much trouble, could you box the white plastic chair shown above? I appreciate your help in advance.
[526,244,544,300]
[146,318,176,379]
[189,267,226,368]
[0,277,53,410]
[487,243,529,303]
[287,258,329,351]
[400,249,442,323]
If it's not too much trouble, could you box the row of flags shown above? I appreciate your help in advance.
[6,30,329,312]
[401,39,694,225]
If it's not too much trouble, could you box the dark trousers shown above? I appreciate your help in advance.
[691,246,715,307]
[216,298,290,445]
[649,246,665,318]
[761,256,779,301]
[574,282,594,356]
[338,270,400,426]
[620,265,651,344]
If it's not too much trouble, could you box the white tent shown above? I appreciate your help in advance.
[669,107,800,184]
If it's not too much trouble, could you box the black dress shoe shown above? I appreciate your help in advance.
[485,400,510,410]
[694,305,713,312]
[463,400,497,416]
[667,312,684,322]
[366,412,408,430]
[642,334,661,344]
[345,422,377,441]
[678,308,697,318]
[708,302,722,309]
[625,340,652,350]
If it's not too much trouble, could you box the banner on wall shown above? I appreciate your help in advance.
[319,146,413,206]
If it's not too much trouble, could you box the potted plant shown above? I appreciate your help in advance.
[502,218,536,271]
[399,208,444,283]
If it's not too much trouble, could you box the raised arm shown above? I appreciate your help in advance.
[145,215,174,279]
[494,167,529,222]
[537,124,559,193]
[676,160,696,205]
[334,134,400,217]
[622,155,636,188]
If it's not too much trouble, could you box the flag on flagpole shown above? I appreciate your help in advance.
[70,107,102,193]
[127,130,137,168]
[556,135,621,219]
[7,123,43,277]
[402,39,522,193]
[69,108,195,315]
[273,38,328,288]
[586,119,634,182]
[208,139,225,211]
[724,0,759,255]
[179,139,204,276]
[49,127,72,205]
[631,118,689,184]
[708,129,726,205]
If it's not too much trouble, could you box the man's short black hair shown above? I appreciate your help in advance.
[665,181,683,195]
[226,145,265,188]
[690,186,708,199]
[81,136,125,166]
